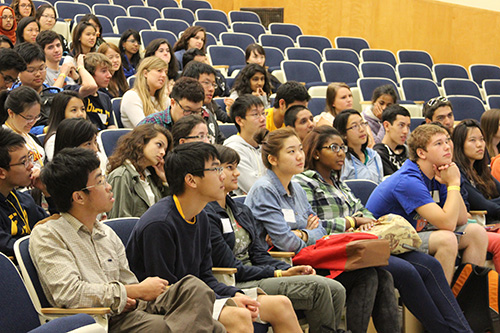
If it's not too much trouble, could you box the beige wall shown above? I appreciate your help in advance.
[210,0,500,68]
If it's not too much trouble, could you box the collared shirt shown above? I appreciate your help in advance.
[137,107,173,131]
[245,170,327,253]
[294,170,374,234]
[29,213,138,314]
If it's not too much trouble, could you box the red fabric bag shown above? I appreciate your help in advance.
[292,233,390,278]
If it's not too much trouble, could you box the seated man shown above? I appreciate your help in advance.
[31,147,224,332]
[138,77,205,132]
[373,104,411,176]
[36,30,78,88]
[424,96,455,133]
[65,53,116,130]
[126,142,302,332]
[0,128,48,256]
[0,48,26,92]
[265,81,310,132]
[224,94,267,195]
[366,124,487,283]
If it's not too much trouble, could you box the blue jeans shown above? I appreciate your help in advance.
[385,252,472,333]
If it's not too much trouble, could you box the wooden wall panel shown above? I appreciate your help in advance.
[209,0,500,68]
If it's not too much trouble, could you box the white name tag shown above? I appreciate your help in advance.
[282,209,296,223]
[431,190,440,203]
[221,218,233,234]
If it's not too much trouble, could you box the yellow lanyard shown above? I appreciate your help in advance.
[6,191,31,234]
[173,195,196,224]
[4,123,44,167]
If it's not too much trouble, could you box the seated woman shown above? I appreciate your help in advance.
[206,144,346,332]
[173,25,206,70]
[97,42,129,98]
[11,0,35,23]
[0,6,16,44]
[53,117,98,157]
[481,109,500,179]
[315,82,353,127]
[15,16,38,44]
[245,43,281,93]
[362,84,397,144]
[283,105,314,142]
[144,38,178,97]
[171,114,212,147]
[79,14,106,49]
[44,90,86,161]
[64,21,96,66]
[229,63,271,109]
[119,29,141,78]
[106,124,172,218]
[35,4,68,55]
[245,127,400,333]
[295,125,473,333]
[334,109,383,183]
[120,56,169,128]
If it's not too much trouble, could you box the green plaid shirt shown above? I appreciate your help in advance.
[293,170,374,234]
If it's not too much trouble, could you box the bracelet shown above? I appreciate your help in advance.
[300,229,306,241]
[345,216,355,230]
[275,270,282,278]
[448,186,461,192]
[77,66,84,72]
[58,73,66,79]
[353,216,357,227]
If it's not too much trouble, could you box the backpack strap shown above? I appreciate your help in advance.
[488,270,500,332]
[452,263,472,297]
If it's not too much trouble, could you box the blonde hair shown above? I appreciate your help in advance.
[133,56,169,117]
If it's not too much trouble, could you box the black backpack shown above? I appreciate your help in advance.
[35,87,59,127]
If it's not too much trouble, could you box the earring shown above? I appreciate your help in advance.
[315,156,319,160]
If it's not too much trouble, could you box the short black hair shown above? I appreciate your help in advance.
[14,42,45,65]
[381,104,411,124]
[0,35,14,49]
[0,48,27,72]
[423,96,453,120]
[0,86,41,124]
[53,118,99,157]
[165,142,219,195]
[284,105,308,127]
[36,30,62,50]
[181,60,216,80]
[182,48,206,69]
[41,147,100,212]
[274,81,311,108]
[172,114,207,147]
[230,94,263,132]
[170,77,205,103]
[0,127,25,169]
[371,84,398,104]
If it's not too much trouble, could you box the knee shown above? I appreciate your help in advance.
[431,230,459,254]
[220,307,253,332]
[465,223,488,243]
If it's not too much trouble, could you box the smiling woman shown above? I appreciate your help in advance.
[230,63,271,109]
[106,123,172,218]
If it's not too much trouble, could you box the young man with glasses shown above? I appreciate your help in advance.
[0,48,26,92]
[366,124,488,283]
[127,142,302,332]
[424,96,455,133]
[182,61,230,143]
[0,128,48,256]
[373,104,412,176]
[30,147,224,332]
[139,77,205,132]
[224,94,267,195]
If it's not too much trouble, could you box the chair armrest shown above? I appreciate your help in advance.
[212,267,237,274]
[269,251,295,258]
[213,65,229,70]
[413,101,425,104]
[41,307,111,315]
[470,210,487,215]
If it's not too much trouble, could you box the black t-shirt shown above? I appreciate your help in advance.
[65,85,114,130]
[373,143,409,176]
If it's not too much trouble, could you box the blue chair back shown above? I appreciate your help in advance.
[208,45,246,74]
[147,0,178,11]
[196,9,229,27]
[487,96,500,110]
[115,16,151,34]
[219,124,238,138]
[114,0,144,7]
[232,22,265,40]
[269,23,303,42]
[433,64,469,85]
[282,60,323,86]
[141,30,177,50]
[397,50,434,69]
[410,117,425,132]
[263,46,284,69]
[154,19,189,37]
[128,6,161,25]
[334,36,369,55]
[344,179,378,206]
[194,20,228,40]
[220,32,255,51]
[259,34,294,53]
[99,129,132,157]
[181,0,212,12]
[55,1,91,20]
[308,97,326,116]
[360,49,397,68]
[323,48,360,67]
[447,95,485,122]
[442,79,483,100]
[104,217,140,246]
[297,35,332,53]
[92,4,126,23]
[397,63,434,81]
[470,64,500,88]
[111,98,123,128]
[162,8,195,25]
[358,77,399,102]
[229,10,261,24]
[285,47,323,67]
[400,78,440,102]
[483,80,500,96]
[360,62,398,84]
[321,61,360,87]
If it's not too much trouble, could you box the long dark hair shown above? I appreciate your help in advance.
[333,109,367,161]
[232,63,271,97]
[144,38,178,81]
[53,118,98,157]
[97,42,129,97]
[303,126,343,175]
[16,16,38,44]
[119,29,141,71]
[45,90,83,143]
[452,119,499,199]
[71,21,96,57]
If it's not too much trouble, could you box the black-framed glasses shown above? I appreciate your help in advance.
[9,152,34,168]
[346,121,368,131]
[0,72,17,85]
[25,65,46,74]
[321,144,348,153]
[126,39,139,44]
[17,113,41,123]
[183,133,214,143]
[247,110,268,118]
[175,99,203,116]
[80,175,107,191]
[427,96,448,107]
[195,167,224,175]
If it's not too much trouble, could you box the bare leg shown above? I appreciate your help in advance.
[257,295,301,333]
[219,306,253,333]
[459,223,487,266]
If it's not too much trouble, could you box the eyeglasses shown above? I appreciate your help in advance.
[321,144,348,153]
[199,167,224,175]
[183,133,214,143]
[126,39,139,44]
[80,175,107,191]
[17,113,41,123]
[427,96,448,107]
[41,14,55,20]
[1,15,14,20]
[175,99,203,116]
[25,65,47,74]
[19,4,31,8]
[247,110,268,118]
[9,152,34,168]
[346,121,368,131]
[200,80,217,89]
[0,72,17,85]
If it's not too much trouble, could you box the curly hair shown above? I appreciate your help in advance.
[231,63,271,98]
[11,0,35,22]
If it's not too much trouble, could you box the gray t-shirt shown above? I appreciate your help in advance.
[44,67,75,86]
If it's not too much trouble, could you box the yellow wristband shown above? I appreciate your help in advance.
[448,186,461,192]
[58,73,66,79]
[345,216,355,230]
[275,270,282,278]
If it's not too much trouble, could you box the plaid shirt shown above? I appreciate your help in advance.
[138,106,173,131]
[293,170,374,234]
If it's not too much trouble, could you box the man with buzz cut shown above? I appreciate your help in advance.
[30,147,224,332]
[373,104,412,176]
[366,124,487,283]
